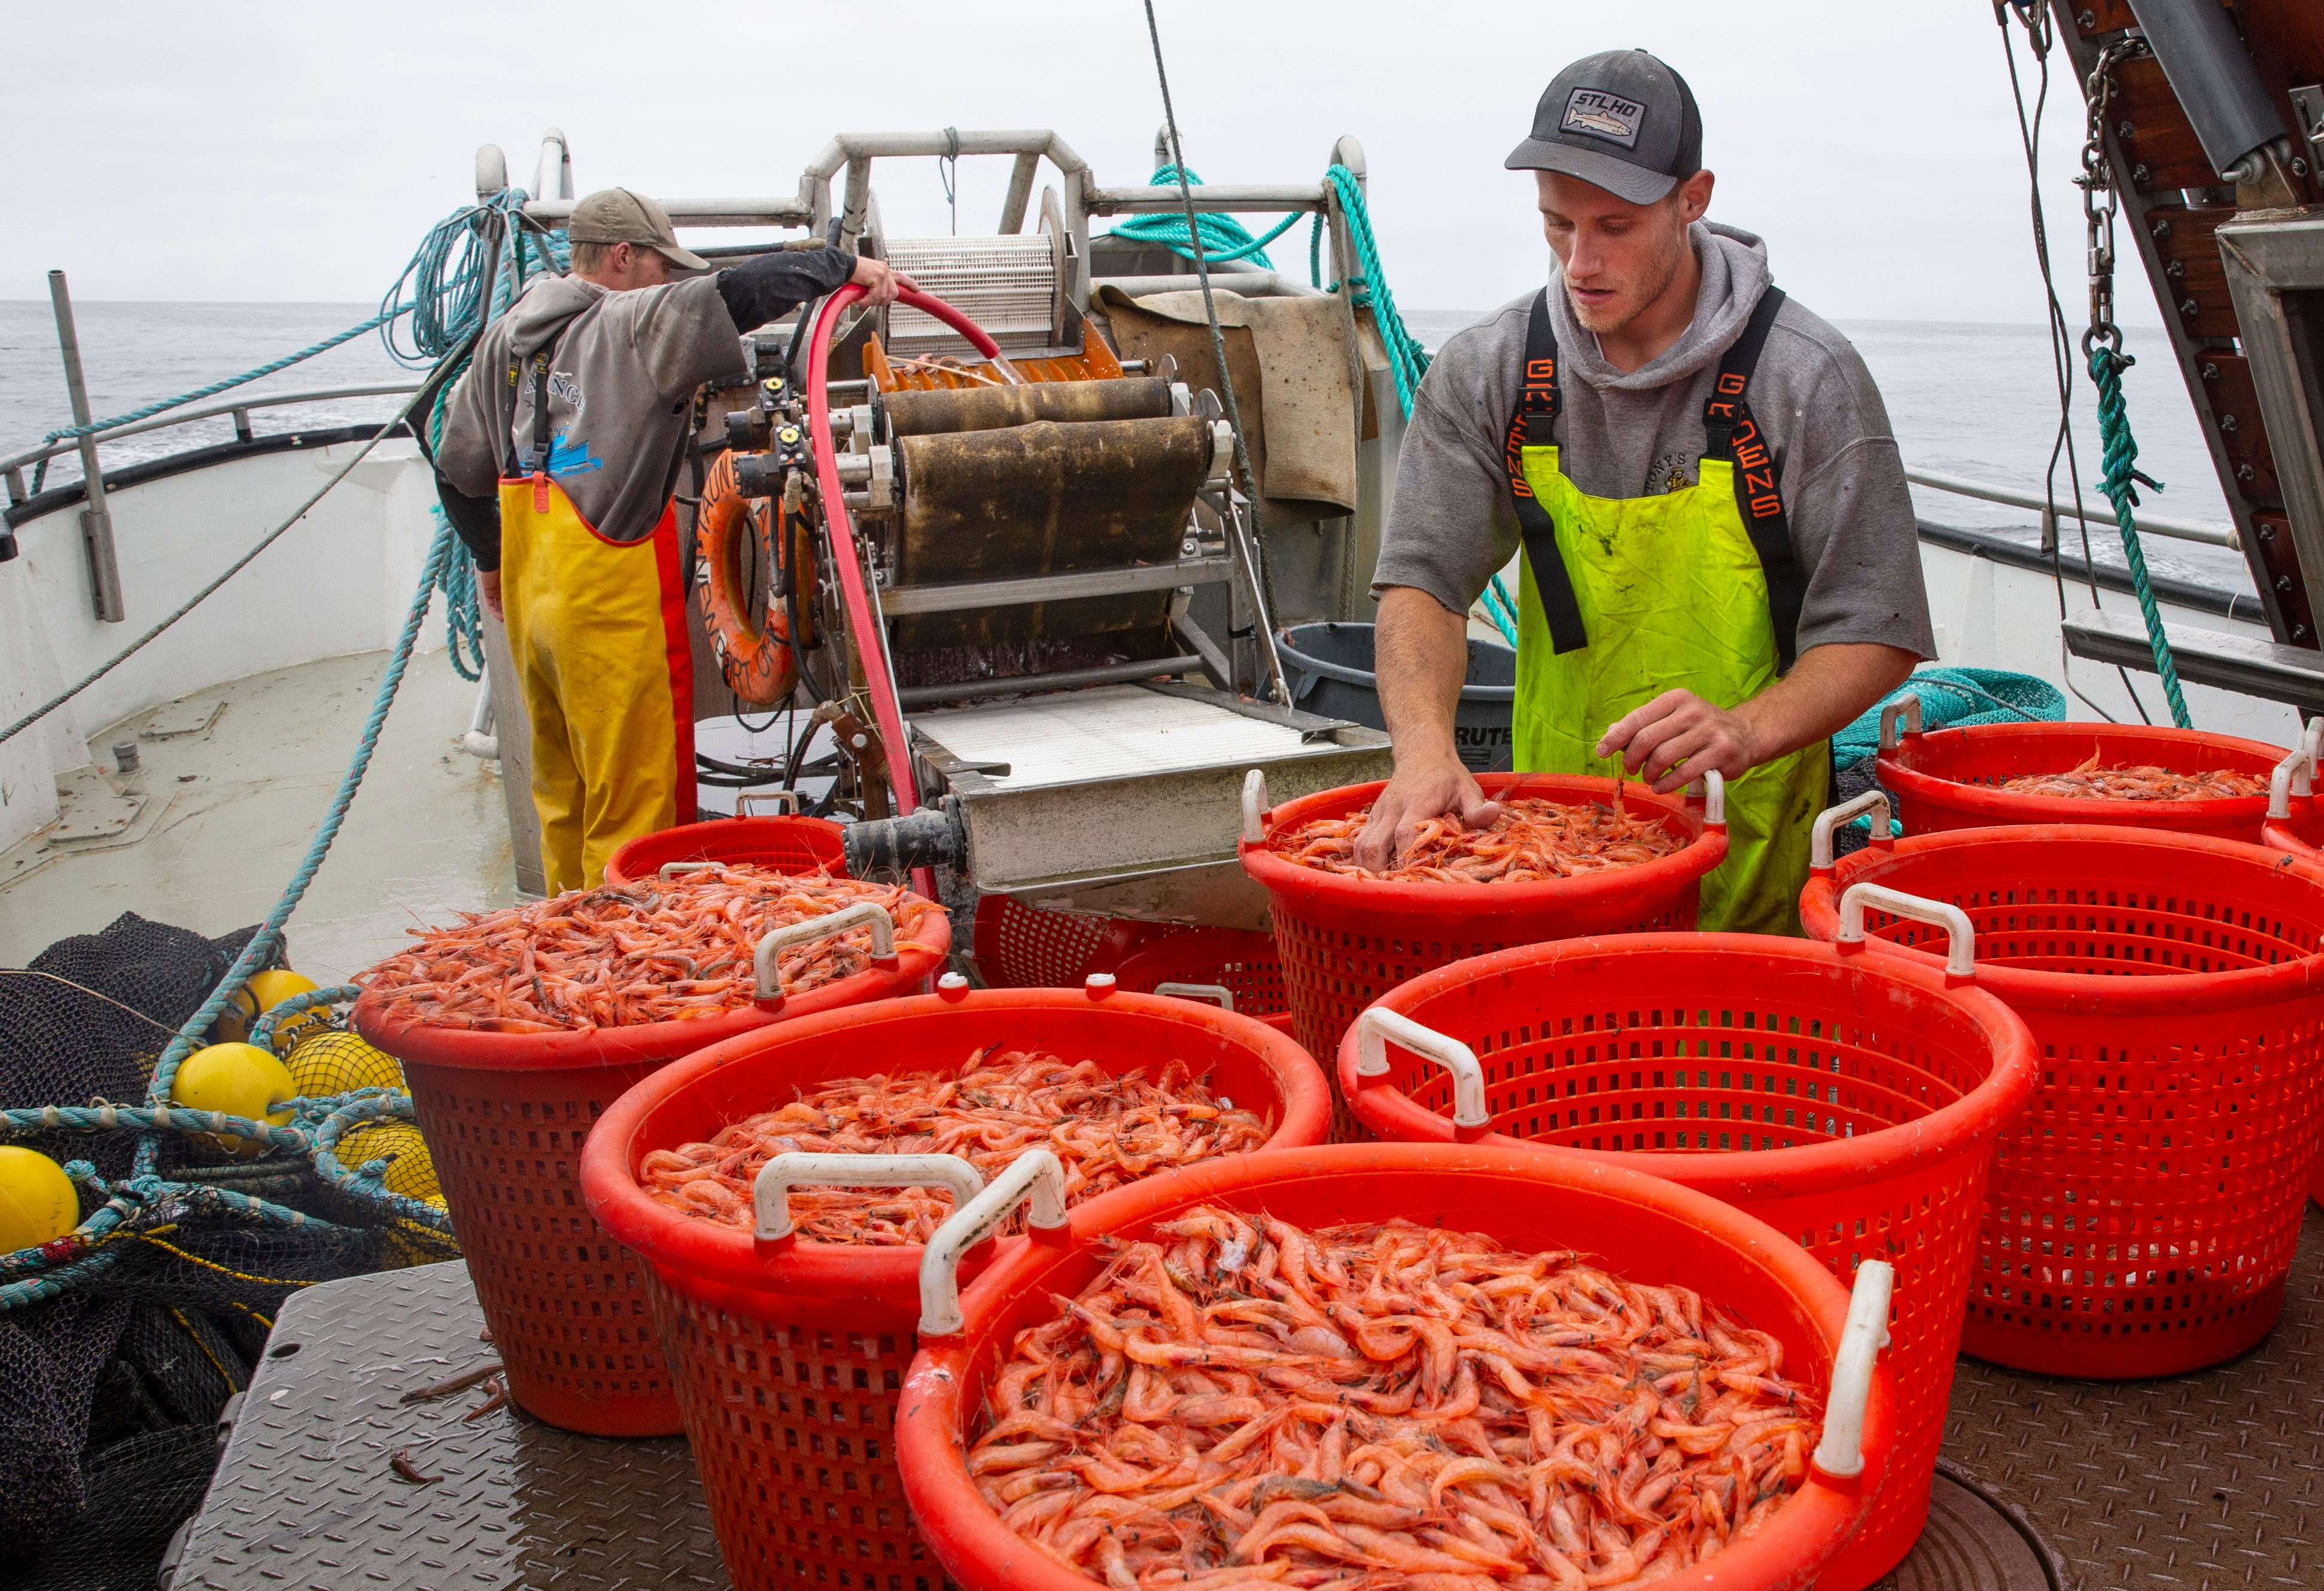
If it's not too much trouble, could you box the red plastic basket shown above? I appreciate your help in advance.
[898,1142,1897,1591]
[1800,823,2324,1381]
[1240,770,1727,1137]
[1340,930,2034,1589]
[604,814,847,886]
[1873,705,2298,842]
[580,984,1331,1591]
[2259,771,2324,1207]
[352,908,951,1437]
[1109,927,1286,1017]
[969,894,1177,988]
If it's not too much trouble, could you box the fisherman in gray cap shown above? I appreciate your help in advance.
[1360,49,1931,933]
[431,187,910,891]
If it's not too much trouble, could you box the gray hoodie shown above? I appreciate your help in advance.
[1373,221,1934,662]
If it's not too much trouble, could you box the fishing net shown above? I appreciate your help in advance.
[1831,667,2067,768]
[0,913,455,1591]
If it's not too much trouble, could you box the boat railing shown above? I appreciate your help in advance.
[4,389,2242,560]
[1902,464,2237,549]
[3,382,427,508]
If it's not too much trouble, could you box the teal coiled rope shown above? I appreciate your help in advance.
[1302,164,1522,649]
[23,190,536,492]
[1108,165,1304,269]
[423,208,565,680]
[2088,346,2191,728]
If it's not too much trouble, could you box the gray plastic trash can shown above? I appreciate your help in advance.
[1276,622,1516,772]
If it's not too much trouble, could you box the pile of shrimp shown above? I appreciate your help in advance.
[641,1053,1273,1242]
[1998,747,2265,801]
[965,1210,1821,1591]
[1273,796,1683,884]
[357,866,939,1032]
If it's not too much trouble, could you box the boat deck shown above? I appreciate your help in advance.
[163,1207,2324,1591]
[0,649,517,982]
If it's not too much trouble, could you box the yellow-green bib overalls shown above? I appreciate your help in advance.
[1505,286,1826,935]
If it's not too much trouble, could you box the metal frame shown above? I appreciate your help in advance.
[2050,7,2307,641]
[2217,211,2324,623]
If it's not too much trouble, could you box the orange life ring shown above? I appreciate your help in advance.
[695,450,801,707]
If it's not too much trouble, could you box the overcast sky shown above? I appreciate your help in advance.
[4,1,2165,327]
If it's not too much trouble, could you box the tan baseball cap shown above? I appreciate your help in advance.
[567,187,710,270]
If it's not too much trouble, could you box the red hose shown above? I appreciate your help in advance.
[804,283,1012,820]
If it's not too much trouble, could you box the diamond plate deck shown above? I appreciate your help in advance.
[1921,1203,2324,1591]
[174,1212,2324,1591]
[172,1260,729,1591]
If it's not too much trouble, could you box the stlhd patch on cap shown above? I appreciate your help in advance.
[1561,88,1647,149]
[1507,49,1703,205]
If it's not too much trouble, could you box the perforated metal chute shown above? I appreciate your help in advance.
[881,236,1061,354]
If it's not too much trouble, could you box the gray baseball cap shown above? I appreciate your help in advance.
[567,187,710,271]
[1505,50,1704,205]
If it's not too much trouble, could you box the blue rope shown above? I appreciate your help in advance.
[1108,165,1303,269]
[136,521,457,1183]
[1,201,560,1300]
[1482,574,1520,647]
[249,985,361,1055]
[420,211,562,680]
[29,190,545,495]
[1314,165,1432,424]
[2087,346,2191,729]
[27,310,404,493]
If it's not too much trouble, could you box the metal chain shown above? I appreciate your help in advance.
[2076,36,2149,366]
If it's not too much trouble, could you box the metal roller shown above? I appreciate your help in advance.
[882,378,1173,439]
[895,416,1212,586]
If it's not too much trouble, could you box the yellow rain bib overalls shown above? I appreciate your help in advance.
[1505,285,1826,934]
[498,345,695,894]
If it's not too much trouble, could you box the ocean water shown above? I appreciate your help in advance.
[3,298,2250,595]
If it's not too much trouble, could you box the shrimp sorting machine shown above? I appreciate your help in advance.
[472,129,1404,924]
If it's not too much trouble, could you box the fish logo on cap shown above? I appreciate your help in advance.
[1561,88,1646,148]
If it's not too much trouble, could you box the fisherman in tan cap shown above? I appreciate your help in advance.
[433,188,910,892]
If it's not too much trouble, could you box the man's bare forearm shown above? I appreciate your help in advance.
[1376,586,1473,769]
[1732,643,1918,763]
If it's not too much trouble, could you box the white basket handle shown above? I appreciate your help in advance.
[753,1152,984,1242]
[1811,1259,1893,1480]
[1810,790,1893,871]
[918,1148,1068,1336]
[659,860,717,880]
[2270,749,2308,820]
[755,901,897,1006]
[1877,694,1923,751]
[2269,718,2322,819]
[1683,767,1726,826]
[1835,882,1976,980]
[1353,1008,1488,1129]
[1241,769,1271,844]
[1154,981,1236,1013]
[739,789,804,817]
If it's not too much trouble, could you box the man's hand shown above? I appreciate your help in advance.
[1596,689,1759,795]
[1352,757,1502,874]
[478,568,504,623]
[849,255,917,308]
[1594,645,1921,795]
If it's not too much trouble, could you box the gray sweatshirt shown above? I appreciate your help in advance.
[1374,221,1934,662]
[436,247,853,562]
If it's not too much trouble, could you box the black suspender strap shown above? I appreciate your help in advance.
[1502,288,1589,653]
[528,350,555,512]
[1702,285,1804,671]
